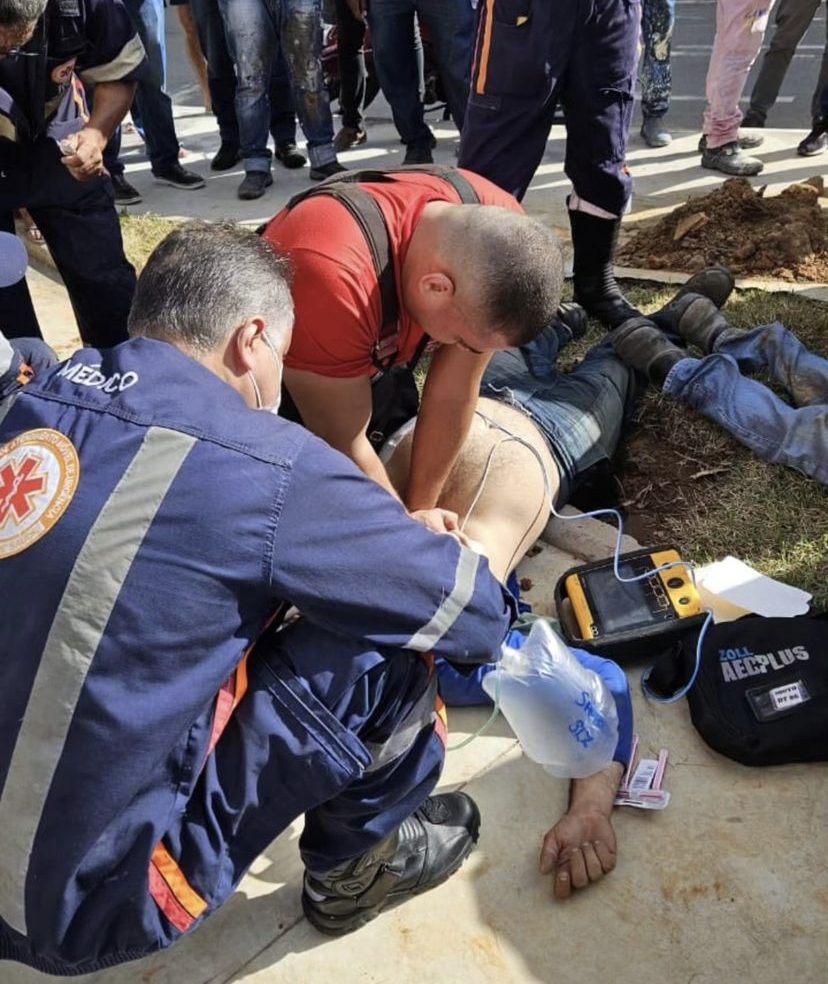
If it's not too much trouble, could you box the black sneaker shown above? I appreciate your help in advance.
[152,163,206,190]
[211,142,242,171]
[741,109,765,129]
[403,141,434,165]
[798,121,828,157]
[237,171,273,200]
[701,140,763,176]
[110,173,142,206]
[302,792,481,937]
[309,160,347,181]
[612,316,686,386]
[275,141,307,169]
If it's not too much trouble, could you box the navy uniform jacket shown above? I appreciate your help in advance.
[0,338,514,971]
[0,0,147,209]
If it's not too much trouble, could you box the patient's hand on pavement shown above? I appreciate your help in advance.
[539,762,623,899]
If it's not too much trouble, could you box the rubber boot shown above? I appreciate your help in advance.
[569,208,639,329]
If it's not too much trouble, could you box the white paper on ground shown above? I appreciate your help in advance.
[694,556,812,622]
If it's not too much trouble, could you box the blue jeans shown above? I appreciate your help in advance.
[368,0,474,145]
[480,330,640,502]
[640,0,675,119]
[123,0,181,173]
[218,0,335,171]
[664,323,828,485]
[189,0,298,147]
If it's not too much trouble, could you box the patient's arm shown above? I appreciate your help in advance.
[384,397,560,582]
[539,762,624,899]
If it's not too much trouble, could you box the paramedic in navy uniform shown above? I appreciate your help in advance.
[0,0,147,347]
[0,221,629,973]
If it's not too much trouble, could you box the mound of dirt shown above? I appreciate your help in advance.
[618,178,828,282]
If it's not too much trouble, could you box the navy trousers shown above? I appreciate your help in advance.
[458,0,641,213]
[0,140,134,348]
[157,619,447,952]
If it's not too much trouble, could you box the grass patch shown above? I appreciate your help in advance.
[119,212,181,272]
[568,283,828,609]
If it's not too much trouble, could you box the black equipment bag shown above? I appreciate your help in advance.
[274,167,481,447]
[647,613,828,766]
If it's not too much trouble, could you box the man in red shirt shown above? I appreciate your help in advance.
[262,168,565,532]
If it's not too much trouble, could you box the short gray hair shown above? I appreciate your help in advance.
[443,206,563,347]
[128,221,293,351]
[0,0,46,27]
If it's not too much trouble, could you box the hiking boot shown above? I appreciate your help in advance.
[275,141,307,169]
[798,120,828,157]
[403,140,434,165]
[673,293,735,353]
[152,162,206,189]
[302,792,481,937]
[110,173,142,206]
[237,171,273,200]
[211,142,242,171]
[613,317,686,385]
[334,126,367,153]
[701,140,763,176]
[309,160,347,181]
[640,116,672,148]
[698,132,764,153]
[569,208,639,329]
[740,109,765,129]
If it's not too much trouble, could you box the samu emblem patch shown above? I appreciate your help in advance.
[0,429,79,558]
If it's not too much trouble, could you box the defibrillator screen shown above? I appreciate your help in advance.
[583,561,662,635]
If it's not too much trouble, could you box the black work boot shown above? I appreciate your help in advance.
[612,316,686,386]
[302,792,481,937]
[569,208,639,329]
[556,302,588,345]
[673,293,735,354]
[650,266,735,332]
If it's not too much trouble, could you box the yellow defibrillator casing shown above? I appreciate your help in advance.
[564,548,702,642]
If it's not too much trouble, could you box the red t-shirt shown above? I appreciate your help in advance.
[263,169,523,379]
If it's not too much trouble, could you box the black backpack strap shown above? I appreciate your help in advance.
[286,177,399,372]
[283,167,482,372]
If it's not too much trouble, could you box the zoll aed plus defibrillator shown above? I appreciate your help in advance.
[556,546,708,660]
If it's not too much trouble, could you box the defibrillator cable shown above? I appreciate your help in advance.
[461,411,714,710]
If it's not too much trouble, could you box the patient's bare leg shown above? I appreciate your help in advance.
[384,398,560,582]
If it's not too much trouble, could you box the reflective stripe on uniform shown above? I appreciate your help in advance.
[473,0,496,95]
[405,548,480,652]
[0,426,196,935]
[0,115,17,142]
[148,842,208,934]
[79,34,146,84]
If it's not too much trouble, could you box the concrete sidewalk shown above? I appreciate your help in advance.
[5,513,826,984]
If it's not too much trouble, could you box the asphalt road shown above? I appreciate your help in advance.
[163,0,827,133]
